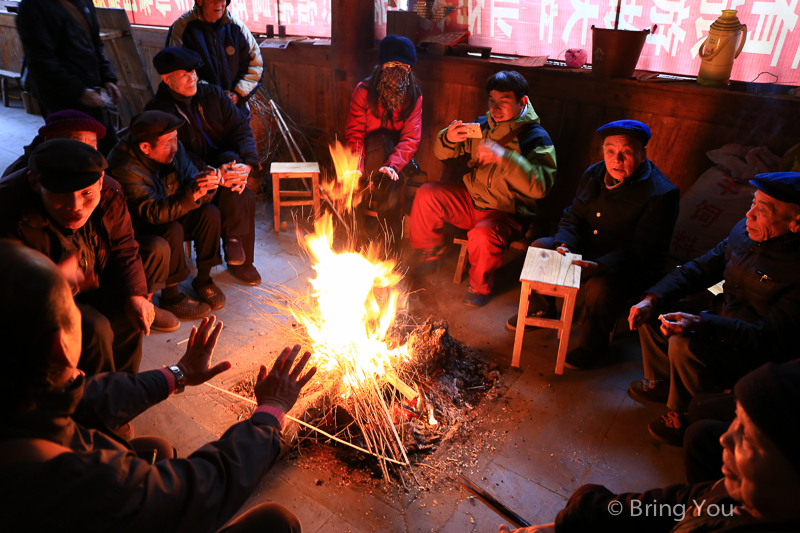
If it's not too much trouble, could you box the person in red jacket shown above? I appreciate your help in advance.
[344,34,422,254]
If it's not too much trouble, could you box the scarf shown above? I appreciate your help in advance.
[377,66,410,117]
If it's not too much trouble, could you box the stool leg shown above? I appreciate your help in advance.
[554,288,578,375]
[272,173,281,232]
[311,173,321,221]
[511,282,531,368]
[454,242,468,284]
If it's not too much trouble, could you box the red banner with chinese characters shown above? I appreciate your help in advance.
[97,0,800,84]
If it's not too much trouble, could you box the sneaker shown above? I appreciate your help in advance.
[151,306,180,332]
[563,346,603,370]
[628,379,669,404]
[161,293,211,320]
[463,286,491,307]
[506,307,558,332]
[223,238,246,266]
[228,263,262,285]
[192,279,226,310]
[648,411,687,446]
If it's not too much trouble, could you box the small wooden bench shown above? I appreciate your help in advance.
[452,234,528,284]
[0,68,21,107]
[270,162,321,232]
[512,247,582,374]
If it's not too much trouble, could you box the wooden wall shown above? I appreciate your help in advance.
[259,44,800,230]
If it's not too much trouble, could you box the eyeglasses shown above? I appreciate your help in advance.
[383,61,411,71]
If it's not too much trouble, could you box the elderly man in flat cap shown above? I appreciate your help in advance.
[108,110,227,320]
[2,109,107,178]
[142,47,260,285]
[0,139,170,375]
[628,171,800,445]
[0,240,311,532]
[498,359,800,533]
[508,120,679,370]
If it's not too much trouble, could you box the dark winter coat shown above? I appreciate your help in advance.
[0,371,283,531]
[553,160,679,280]
[0,169,147,298]
[555,480,800,532]
[647,218,800,364]
[106,134,214,226]
[144,82,259,170]
[16,0,117,113]
[166,6,263,108]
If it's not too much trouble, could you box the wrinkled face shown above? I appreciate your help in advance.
[45,131,98,150]
[602,135,646,182]
[141,131,179,165]
[488,90,526,122]
[163,69,198,97]
[38,177,103,230]
[720,403,800,519]
[196,0,226,22]
[745,190,800,242]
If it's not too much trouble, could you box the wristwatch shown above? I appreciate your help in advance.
[167,365,186,394]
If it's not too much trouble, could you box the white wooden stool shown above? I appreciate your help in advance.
[512,247,582,374]
[270,162,321,232]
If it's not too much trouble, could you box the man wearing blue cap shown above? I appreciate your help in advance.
[628,172,800,445]
[508,120,679,369]
[143,47,261,285]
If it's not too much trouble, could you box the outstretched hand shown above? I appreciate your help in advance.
[254,345,317,412]
[176,316,231,386]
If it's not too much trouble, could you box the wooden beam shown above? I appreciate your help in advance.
[330,0,373,133]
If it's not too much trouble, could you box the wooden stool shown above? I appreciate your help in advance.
[512,247,582,374]
[452,235,527,284]
[270,162,321,232]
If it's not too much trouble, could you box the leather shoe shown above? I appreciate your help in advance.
[463,286,491,307]
[628,379,670,404]
[506,306,558,332]
[563,346,603,370]
[151,306,180,332]
[224,238,246,266]
[648,411,687,446]
[228,263,262,285]
[160,293,211,320]
[192,279,226,310]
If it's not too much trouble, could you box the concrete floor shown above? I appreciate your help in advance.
[1,102,684,532]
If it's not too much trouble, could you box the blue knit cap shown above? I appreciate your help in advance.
[378,35,417,66]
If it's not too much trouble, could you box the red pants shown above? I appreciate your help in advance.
[409,182,523,294]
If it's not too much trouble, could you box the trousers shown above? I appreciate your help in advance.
[639,323,757,413]
[137,203,223,286]
[409,182,523,295]
[208,151,257,266]
[218,502,302,533]
[682,392,736,483]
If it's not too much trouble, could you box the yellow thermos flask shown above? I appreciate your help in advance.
[697,10,747,86]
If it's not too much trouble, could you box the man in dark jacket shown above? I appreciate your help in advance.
[144,47,260,285]
[409,71,558,307]
[0,140,167,374]
[16,0,121,155]
[167,0,264,117]
[0,240,312,532]
[108,110,227,319]
[498,359,800,533]
[2,109,107,178]
[508,120,679,370]
[628,172,800,445]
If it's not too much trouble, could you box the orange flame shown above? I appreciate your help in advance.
[291,142,408,391]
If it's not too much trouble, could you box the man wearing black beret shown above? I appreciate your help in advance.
[144,47,261,285]
[108,110,227,319]
[498,359,800,532]
[507,120,679,370]
[628,171,800,445]
[0,139,170,376]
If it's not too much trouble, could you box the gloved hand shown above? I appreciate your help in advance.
[254,345,317,412]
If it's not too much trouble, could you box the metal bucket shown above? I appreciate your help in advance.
[590,26,650,78]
